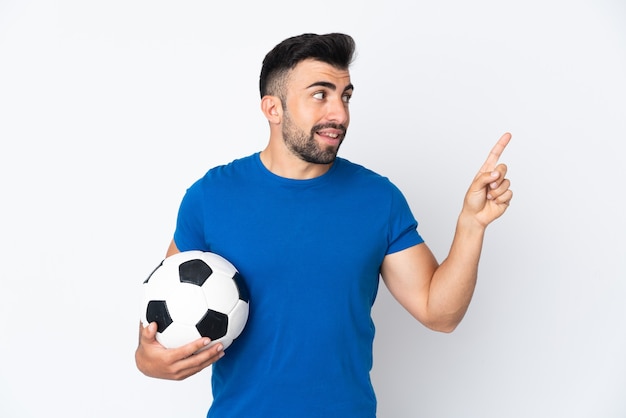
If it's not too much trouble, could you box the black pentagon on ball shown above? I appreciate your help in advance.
[196,309,229,340]
[179,259,213,286]
[232,272,250,303]
[146,300,173,333]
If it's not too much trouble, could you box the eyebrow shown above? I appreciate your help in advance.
[306,81,355,92]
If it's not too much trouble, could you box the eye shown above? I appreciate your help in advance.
[312,91,326,100]
[342,93,352,104]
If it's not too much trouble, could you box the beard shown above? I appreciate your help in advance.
[282,112,347,165]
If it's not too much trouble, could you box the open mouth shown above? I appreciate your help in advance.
[314,125,346,144]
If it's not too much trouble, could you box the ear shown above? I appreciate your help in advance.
[261,95,282,124]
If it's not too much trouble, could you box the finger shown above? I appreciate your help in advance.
[487,178,511,200]
[488,164,508,190]
[188,342,224,365]
[174,341,225,377]
[479,132,511,173]
[175,337,217,360]
[140,321,158,343]
[490,188,513,206]
[471,165,503,194]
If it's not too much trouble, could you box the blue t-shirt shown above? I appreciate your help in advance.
[174,153,423,418]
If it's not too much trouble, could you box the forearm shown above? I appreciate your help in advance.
[427,212,486,332]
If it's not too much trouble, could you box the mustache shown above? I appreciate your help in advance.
[311,123,348,135]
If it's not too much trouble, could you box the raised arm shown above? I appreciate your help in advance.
[381,133,513,332]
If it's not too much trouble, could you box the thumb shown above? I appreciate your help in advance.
[141,321,158,342]
[470,169,499,195]
[485,170,501,196]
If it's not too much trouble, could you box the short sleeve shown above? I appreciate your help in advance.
[386,183,424,255]
[173,178,207,252]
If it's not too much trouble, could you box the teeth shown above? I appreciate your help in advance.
[317,131,341,139]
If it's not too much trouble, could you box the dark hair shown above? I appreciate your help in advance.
[259,33,356,99]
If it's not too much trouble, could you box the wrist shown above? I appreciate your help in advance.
[457,210,488,234]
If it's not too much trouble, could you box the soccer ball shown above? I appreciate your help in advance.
[140,250,249,350]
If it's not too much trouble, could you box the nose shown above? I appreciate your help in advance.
[326,96,349,126]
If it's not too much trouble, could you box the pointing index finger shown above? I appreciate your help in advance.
[480,132,511,173]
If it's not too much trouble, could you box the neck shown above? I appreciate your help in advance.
[259,146,333,180]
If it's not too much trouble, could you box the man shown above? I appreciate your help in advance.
[135,33,512,417]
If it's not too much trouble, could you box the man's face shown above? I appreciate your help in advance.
[281,59,353,164]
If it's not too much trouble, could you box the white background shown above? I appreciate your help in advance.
[1,1,625,417]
